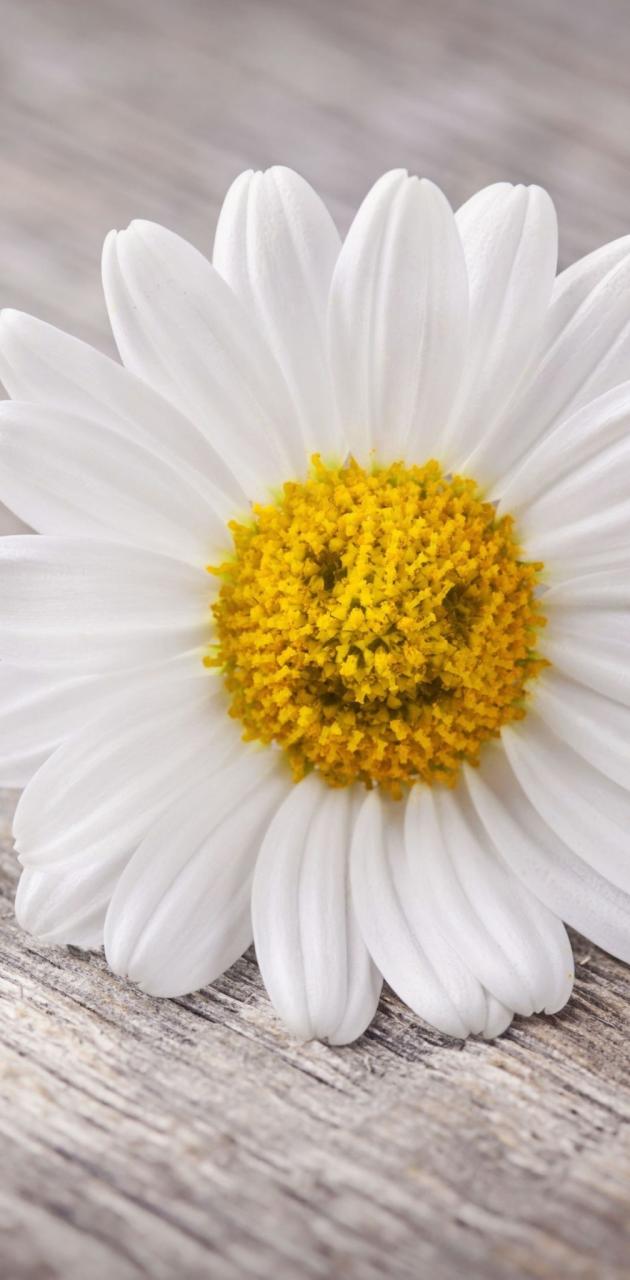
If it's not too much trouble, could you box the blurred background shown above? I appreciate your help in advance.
[2,0,630,355]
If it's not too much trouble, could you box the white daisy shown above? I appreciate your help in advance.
[1,167,629,1045]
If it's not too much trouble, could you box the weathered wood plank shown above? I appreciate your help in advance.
[1,0,630,1276]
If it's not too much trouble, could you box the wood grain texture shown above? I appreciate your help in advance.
[1,1,630,1276]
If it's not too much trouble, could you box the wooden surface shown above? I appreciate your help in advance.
[1,1,630,1276]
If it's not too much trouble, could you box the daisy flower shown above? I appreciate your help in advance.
[1,167,629,1045]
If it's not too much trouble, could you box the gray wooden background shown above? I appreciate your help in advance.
[1,1,630,1277]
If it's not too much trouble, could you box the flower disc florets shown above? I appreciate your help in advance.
[208,457,546,793]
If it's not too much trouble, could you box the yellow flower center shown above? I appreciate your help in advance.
[207,457,547,795]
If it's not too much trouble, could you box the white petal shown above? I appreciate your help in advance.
[502,386,630,575]
[497,382,630,516]
[105,752,289,997]
[328,171,468,463]
[533,506,630,579]
[0,536,210,672]
[502,714,630,895]
[0,666,100,786]
[445,184,557,472]
[466,747,630,965]
[16,846,129,948]
[0,746,49,790]
[13,676,237,867]
[0,309,242,504]
[252,775,382,1044]
[534,670,630,790]
[549,234,630,329]
[483,237,630,488]
[405,785,572,1016]
[214,166,343,459]
[351,789,488,1039]
[0,657,200,787]
[526,510,630,581]
[544,568,630,609]
[103,221,303,493]
[0,402,229,562]
[542,602,630,707]
[481,993,513,1040]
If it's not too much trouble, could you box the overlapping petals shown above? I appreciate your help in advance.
[214,166,342,459]
[0,308,242,503]
[444,182,558,471]
[351,783,572,1038]
[252,776,382,1044]
[12,677,237,867]
[105,753,289,997]
[466,746,630,965]
[0,537,211,672]
[103,219,303,492]
[0,402,229,561]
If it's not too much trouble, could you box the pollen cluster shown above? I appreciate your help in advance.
[207,457,546,793]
